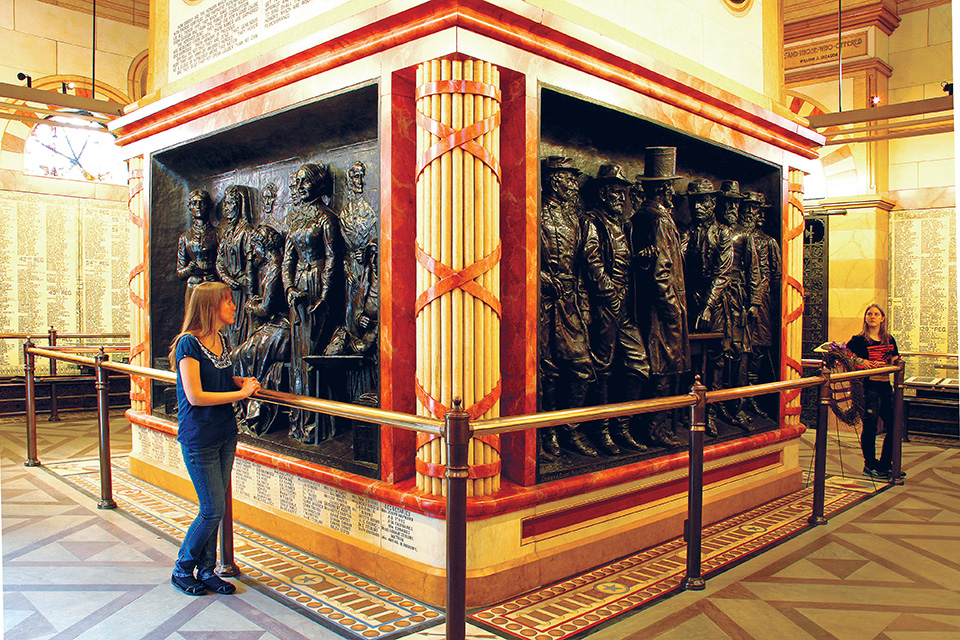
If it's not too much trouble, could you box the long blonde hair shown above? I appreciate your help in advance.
[858,303,891,344]
[168,282,232,366]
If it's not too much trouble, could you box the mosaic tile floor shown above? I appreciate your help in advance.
[42,456,443,640]
[469,480,885,640]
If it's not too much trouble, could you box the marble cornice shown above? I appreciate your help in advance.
[111,0,823,159]
[784,2,901,41]
[786,57,894,86]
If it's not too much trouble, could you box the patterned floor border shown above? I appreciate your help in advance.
[469,480,886,640]
[42,456,444,640]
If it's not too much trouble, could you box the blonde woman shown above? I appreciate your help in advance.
[168,282,260,595]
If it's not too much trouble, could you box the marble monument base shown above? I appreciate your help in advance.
[127,409,802,607]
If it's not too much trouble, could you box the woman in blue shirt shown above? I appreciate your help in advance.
[168,282,260,595]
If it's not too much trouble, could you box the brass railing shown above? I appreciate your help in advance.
[21,340,905,640]
[2,328,130,420]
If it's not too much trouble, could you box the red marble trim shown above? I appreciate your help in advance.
[110,0,822,157]
[126,410,804,522]
[520,451,782,539]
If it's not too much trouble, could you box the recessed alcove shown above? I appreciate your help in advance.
[537,88,784,483]
[148,83,381,478]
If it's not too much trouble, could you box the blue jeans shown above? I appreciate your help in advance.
[173,433,237,579]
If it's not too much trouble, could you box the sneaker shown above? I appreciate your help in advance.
[199,573,237,595]
[862,466,882,479]
[171,573,207,596]
[877,467,907,479]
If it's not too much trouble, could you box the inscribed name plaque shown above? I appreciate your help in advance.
[231,456,443,565]
[168,0,352,80]
[0,192,129,375]
[890,208,958,376]
[784,30,869,70]
[132,425,444,566]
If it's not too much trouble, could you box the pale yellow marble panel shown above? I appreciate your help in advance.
[13,0,92,48]
[0,151,21,172]
[888,85,926,104]
[0,0,12,29]
[829,289,883,320]
[918,158,956,189]
[923,81,953,99]
[889,161,920,191]
[830,259,884,290]
[889,43,953,90]
[830,316,865,343]
[890,131,955,164]
[704,21,764,94]
[57,43,130,95]
[889,9,928,54]
[1,27,57,76]
[929,3,953,47]
[95,17,149,58]
[875,30,889,61]
[829,229,877,261]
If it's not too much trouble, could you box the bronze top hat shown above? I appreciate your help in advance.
[684,177,719,196]
[637,147,681,181]
[542,155,581,175]
[742,191,765,206]
[596,163,631,186]
[719,180,745,199]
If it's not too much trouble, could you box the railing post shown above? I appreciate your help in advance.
[95,348,117,509]
[681,377,707,591]
[23,340,41,467]
[217,481,240,577]
[808,367,830,525]
[444,398,471,640]
[48,325,60,422]
[890,360,906,486]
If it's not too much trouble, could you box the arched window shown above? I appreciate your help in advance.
[23,113,128,185]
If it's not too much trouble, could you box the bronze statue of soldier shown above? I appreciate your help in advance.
[176,189,219,292]
[682,177,731,436]
[539,156,615,458]
[282,163,344,443]
[630,147,690,448]
[717,180,762,430]
[584,164,650,455]
[740,191,780,421]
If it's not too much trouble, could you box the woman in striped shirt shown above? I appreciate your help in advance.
[847,304,900,479]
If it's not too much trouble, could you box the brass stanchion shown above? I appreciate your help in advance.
[681,377,707,591]
[48,326,61,422]
[23,340,41,467]
[808,367,830,525]
[217,482,240,577]
[445,398,470,640]
[95,348,117,509]
[890,360,906,486]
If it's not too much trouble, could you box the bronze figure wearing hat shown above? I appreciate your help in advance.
[637,147,681,181]
[583,164,650,455]
[716,181,762,431]
[539,156,612,459]
[682,177,731,436]
[629,155,689,448]
[739,191,779,421]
